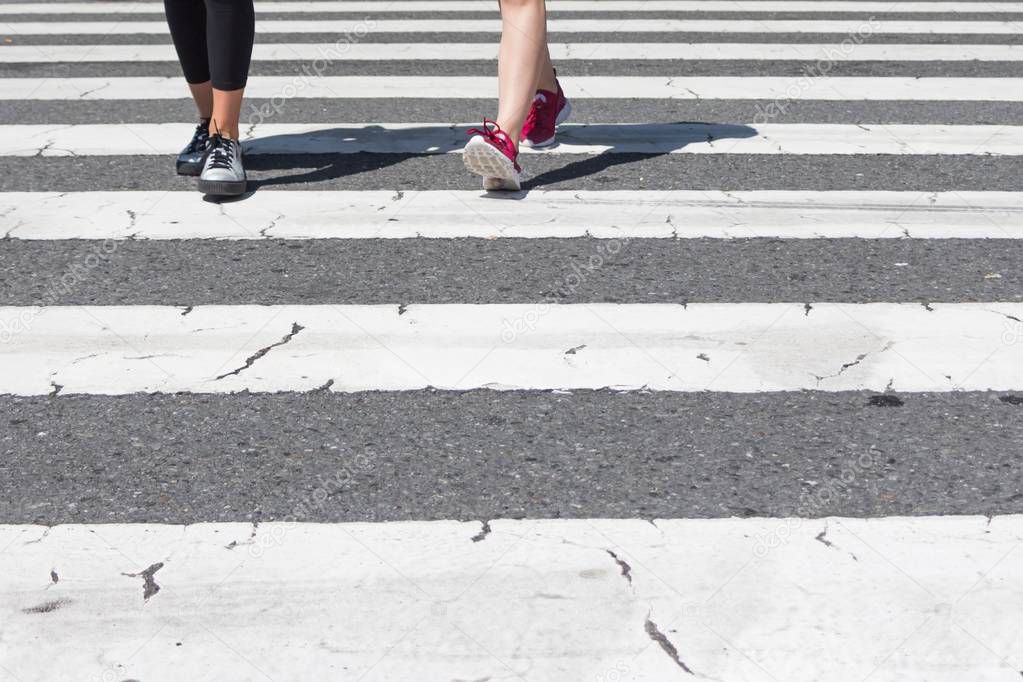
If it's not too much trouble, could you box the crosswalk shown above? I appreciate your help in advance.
[1,1,1023,681]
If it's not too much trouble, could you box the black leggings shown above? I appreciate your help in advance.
[163,0,255,91]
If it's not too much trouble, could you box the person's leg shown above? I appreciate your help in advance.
[494,0,549,151]
[537,45,557,94]
[197,0,254,196]
[519,40,570,148]
[188,82,213,120]
[463,0,550,190]
[164,0,212,118]
[164,0,214,174]
[203,0,255,140]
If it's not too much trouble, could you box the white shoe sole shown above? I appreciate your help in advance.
[463,135,521,191]
[520,99,573,149]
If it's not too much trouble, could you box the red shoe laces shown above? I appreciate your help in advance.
[467,118,521,171]
[467,118,512,149]
[523,93,546,130]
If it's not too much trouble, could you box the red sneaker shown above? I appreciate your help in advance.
[520,78,571,148]
[463,119,522,191]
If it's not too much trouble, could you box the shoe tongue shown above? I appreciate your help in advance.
[533,92,548,104]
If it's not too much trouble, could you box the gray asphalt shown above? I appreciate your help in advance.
[4,0,1021,529]
[6,10,1023,20]
[1,391,1020,524]
[6,154,1020,192]
[7,99,1023,125]
[8,59,1023,78]
[8,31,1023,44]
[2,239,1021,306]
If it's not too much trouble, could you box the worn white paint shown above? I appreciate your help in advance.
[2,122,1022,156]
[6,42,1023,63]
[5,76,1021,101]
[2,516,1022,681]
[4,190,1022,240]
[3,1,1022,13]
[1,303,1021,394]
[4,18,1023,34]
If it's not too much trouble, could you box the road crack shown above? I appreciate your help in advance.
[645,616,695,675]
[122,562,164,601]
[471,520,491,543]
[605,549,632,586]
[215,322,304,380]
[812,341,894,386]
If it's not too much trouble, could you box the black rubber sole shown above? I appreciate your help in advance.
[175,159,203,176]
[197,178,247,197]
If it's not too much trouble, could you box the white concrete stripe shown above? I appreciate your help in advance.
[2,516,1021,682]
[4,1,1023,13]
[1,303,1021,394]
[6,190,1021,240]
[5,76,1022,100]
[8,42,1023,63]
[2,122,1020,156]
[3,19,1022,34]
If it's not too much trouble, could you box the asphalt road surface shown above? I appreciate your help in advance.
[1,2,1023,680]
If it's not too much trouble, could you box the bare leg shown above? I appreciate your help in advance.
[188,81,213,119]
[494,0,549,151]
[210,87,244,139]
[537,45,557,93]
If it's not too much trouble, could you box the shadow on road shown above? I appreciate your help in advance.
[225,122,758,198]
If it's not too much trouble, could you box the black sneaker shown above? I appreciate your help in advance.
[197,134,246,196]
[176,120,210,176]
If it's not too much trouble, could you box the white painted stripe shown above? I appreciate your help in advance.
[2,122,1020,156]
[4,1,1023,13]
[2,516,1021,682]
[6,76,1022,100]
[3,19,1022,34]
[6,190,1021,240]
[1,303,1021,394]
[8,42,1023,63]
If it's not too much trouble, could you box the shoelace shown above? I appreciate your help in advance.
[467,118,514,153]
[206,135,237,171]
[187,123,209,153]
[522,93,547,131]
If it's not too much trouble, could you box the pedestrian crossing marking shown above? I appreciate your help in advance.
[2,303,1021,394]
[4,190,1022,239]
[2,0,1022,678]
[6,42,1023,63]
[3,517,1021,681]
[6,18,1023,35]
[6,76,1023,100]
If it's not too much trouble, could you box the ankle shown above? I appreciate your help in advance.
[537,71,557,93]
[493,119,520,152]
[209,119,239,140]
